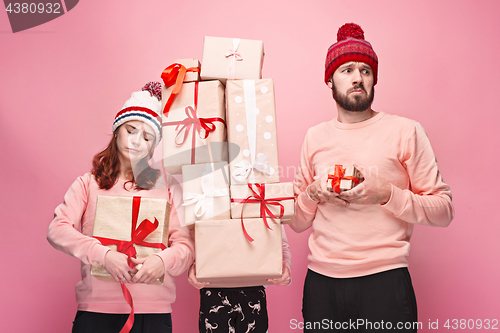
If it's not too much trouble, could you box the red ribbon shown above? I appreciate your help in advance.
[161,63,200,117]
[231,183,294,242]
[327,165,359,194]
[119,281,134,333]
[162,81,226,164]
[94,196,166,333]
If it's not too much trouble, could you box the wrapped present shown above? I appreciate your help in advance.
[161,59,201,116]
[174,58,201,83]
[226,79,279,184]
[195,218,282,288]
[162,81,227,174]
[230,182,294,224]
[200,36,264,85]
[91,195,170,284]
[182,162,231,229]
[327,165,363,193]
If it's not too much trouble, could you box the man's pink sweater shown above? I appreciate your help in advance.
[47,173,194,313]
[291,112,454,278]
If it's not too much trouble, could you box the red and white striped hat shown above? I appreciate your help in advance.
[112,82,163,146]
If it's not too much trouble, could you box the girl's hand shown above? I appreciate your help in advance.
[267,261,291,286]
[187,263,210,289]
[130,255,165,284]
[104,250,133,283]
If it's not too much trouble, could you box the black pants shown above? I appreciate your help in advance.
[72,311,172,333]
[302,268,418,332]
[199,286,268,333]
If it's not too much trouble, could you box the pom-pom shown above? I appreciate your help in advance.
[337,23,364,42]
[142,82,162,101]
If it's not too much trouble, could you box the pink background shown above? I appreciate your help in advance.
[1,0,499,331]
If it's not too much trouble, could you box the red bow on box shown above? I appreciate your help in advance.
[94,196,166,268]
[327,165,359,194]
[94,196,167,333]
[161,63,200,116]
[231,183,294,242]
[162,81,226,164]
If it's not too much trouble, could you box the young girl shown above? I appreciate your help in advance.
[47,82,194,333]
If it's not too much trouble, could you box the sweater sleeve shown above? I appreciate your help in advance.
[290,130,319,233]
[154,173,195,277]
[281,225,292,271]
[382,123,455,227]
[47,174,109,266]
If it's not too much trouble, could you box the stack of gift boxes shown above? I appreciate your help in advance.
[161,37,295,288]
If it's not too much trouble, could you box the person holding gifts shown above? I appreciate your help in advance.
[47,82,194,333]
[187,229,292,333]
[291,23,454,332]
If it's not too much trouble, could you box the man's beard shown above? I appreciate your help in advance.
[332,83,375,112]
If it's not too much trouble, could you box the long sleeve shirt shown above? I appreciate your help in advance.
[47,172,194,313]
[291,112,454,278]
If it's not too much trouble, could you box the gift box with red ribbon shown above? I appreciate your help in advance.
[327,165,363,193]
[162,80,227,174]
[195,218,282,288]
[226,79,280,185]
[182,162,231,229]
[91,195,170,284]
[200,36,264,85]
[230,182,294,225]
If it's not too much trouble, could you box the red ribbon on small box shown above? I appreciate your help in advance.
[94,196,167,333]
[161,63,200,116]
[162,81,226,164]
[327,165,359,194]
[231,183,294,242]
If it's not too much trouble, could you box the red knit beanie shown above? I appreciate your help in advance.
[324,23,378,85]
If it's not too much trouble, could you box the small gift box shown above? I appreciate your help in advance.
[182,162,231,229]
[200,36,264,85]
[161,59,201,116]
[174,58,201,83]
[195,218,282,288]
[162,80,227,174]
[230,182,294,224]
[327,165,363,193]
[91,195,170,284]
[226,79,279,184]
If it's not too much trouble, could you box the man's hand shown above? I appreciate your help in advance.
[307,172,349,207]
[104,250,134,283]
[267,261,291,286]
[339,166,392,205]
[130,255,165,284]
[187,263,210,289]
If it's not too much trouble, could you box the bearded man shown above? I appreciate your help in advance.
[291,23,454,332]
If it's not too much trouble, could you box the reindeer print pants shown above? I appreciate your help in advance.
[199,286,268,333]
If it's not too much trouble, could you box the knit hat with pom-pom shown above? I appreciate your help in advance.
[324,23,378,85]
[112,82,163,146]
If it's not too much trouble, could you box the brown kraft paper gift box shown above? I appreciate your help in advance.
[200,36,264,85]
[226,79,280,184]
[173,58,201,83]
[230,182,295,224]
[181,162,231,229]
[162,80,227,174]
[326,165,363,193]
[195,218,282,288]
[91,195,170,284]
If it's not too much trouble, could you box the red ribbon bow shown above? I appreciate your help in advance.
[94,196,166,268]
[231,183,294,242]
[94,196,166,333]
[161,63,200,117]
[162,81,226,164]
[327,165,359,194]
